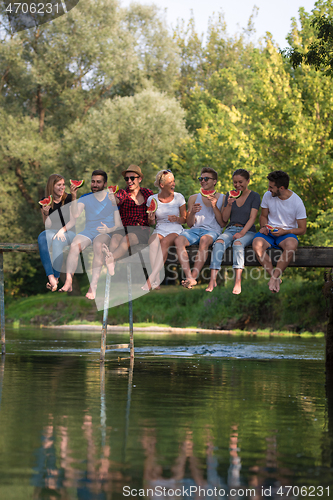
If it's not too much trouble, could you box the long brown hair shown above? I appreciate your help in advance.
[45,174,67,209]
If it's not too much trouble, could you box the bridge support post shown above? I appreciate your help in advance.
[0,251,5,355]
[100,271,111,363]
[127,263,134,358]
[326,295,333,371]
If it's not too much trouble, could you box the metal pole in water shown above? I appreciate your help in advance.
[100,271,111,362]
[100,362,106,447]
[0,251,5,355]
[127,263,134,358]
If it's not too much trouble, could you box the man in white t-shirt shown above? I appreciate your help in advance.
[174,167,225,289]
[252,170,307,293]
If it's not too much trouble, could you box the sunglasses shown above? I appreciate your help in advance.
[163,169,172,174]
[125,176,140,181]
[198,176,214,182]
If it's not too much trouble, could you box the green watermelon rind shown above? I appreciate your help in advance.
[107,185,119,194]
[147,197,158,214]
[200,188,216,197]
[39,195,53,207]
[70,179,85,188]
[229,190,242,199]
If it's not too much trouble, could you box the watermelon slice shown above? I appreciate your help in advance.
[107,185,119,194]
[39,195,53,207]
[70,179,85,188]
[266,224,279,233]
[200,188,216,197]
[147,198,158,214]
[229,190,242,199]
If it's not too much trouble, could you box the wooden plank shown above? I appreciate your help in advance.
[0,242,333,266]
[106,344,130,350]
[0,243,38,252]
[166,246,333,268]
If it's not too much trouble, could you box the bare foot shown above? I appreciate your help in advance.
[102,244,115,276]
[268,276,281,293]
[205,281,217,292]
[152,281,161,290]
[86,286,97,300]
[46,276,58,292]
[232,283,242,294]
[181,278,197,289]
[59,282,72,293]
[141,279,152,291]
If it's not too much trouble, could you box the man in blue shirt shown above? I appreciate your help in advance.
[59,170,121,299]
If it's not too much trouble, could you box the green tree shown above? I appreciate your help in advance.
[284,0,333,75]
[63,88,187,185]
[172,30,333,244]
[0,0,186,294]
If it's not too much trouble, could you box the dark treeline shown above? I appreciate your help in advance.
[1,0,333,295]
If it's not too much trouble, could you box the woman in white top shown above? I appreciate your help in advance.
[143,170,186,290]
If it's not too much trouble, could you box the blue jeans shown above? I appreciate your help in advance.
[38,229,76,278]
[210,226,256,270]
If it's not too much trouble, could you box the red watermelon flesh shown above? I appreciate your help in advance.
[39,195,53,207]
[229,190,242,199]
[108,185,119,194]
[147,198,158,214]
[70,179,85,188]
[200,188,216,197]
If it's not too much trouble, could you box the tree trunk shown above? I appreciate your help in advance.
[37,85,45,134]
[15,163,38,210]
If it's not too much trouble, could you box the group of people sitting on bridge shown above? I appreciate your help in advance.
[38,166,307,299]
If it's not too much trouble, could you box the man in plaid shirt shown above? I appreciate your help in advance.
[102,165,153,273]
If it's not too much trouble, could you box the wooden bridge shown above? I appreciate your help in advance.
[1,243,333,366]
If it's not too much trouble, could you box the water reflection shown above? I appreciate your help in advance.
[142,427,244,499]
[0,335,331,500]
[31,360,134,499]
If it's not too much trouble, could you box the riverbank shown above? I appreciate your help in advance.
[6,277,327,333]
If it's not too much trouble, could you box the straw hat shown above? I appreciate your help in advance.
[121,164,144,179]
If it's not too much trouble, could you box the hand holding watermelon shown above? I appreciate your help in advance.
[70,179,84,198]
[147,198,158,215]
[226,195,237,206]
[107,185,119,195]
[39,195,52,214]
[266,224,279,233]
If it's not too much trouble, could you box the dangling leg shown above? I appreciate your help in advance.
[86,234,111,300]
[38,230,58,291]
[59,235,91,293]
[206,234,232,292]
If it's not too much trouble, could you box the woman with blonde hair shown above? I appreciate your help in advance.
[38,174,77,291]
[143,169,186,290]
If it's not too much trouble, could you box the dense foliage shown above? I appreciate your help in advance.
[1,0,333,295]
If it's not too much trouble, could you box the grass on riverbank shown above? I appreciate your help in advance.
[6,276,327,333]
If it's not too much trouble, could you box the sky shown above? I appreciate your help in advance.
[121,0,317,48]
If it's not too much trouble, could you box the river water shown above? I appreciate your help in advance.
[0,328,332,499]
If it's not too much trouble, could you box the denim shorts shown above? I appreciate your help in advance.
[252,232,298,249]
[181,227,221,246]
